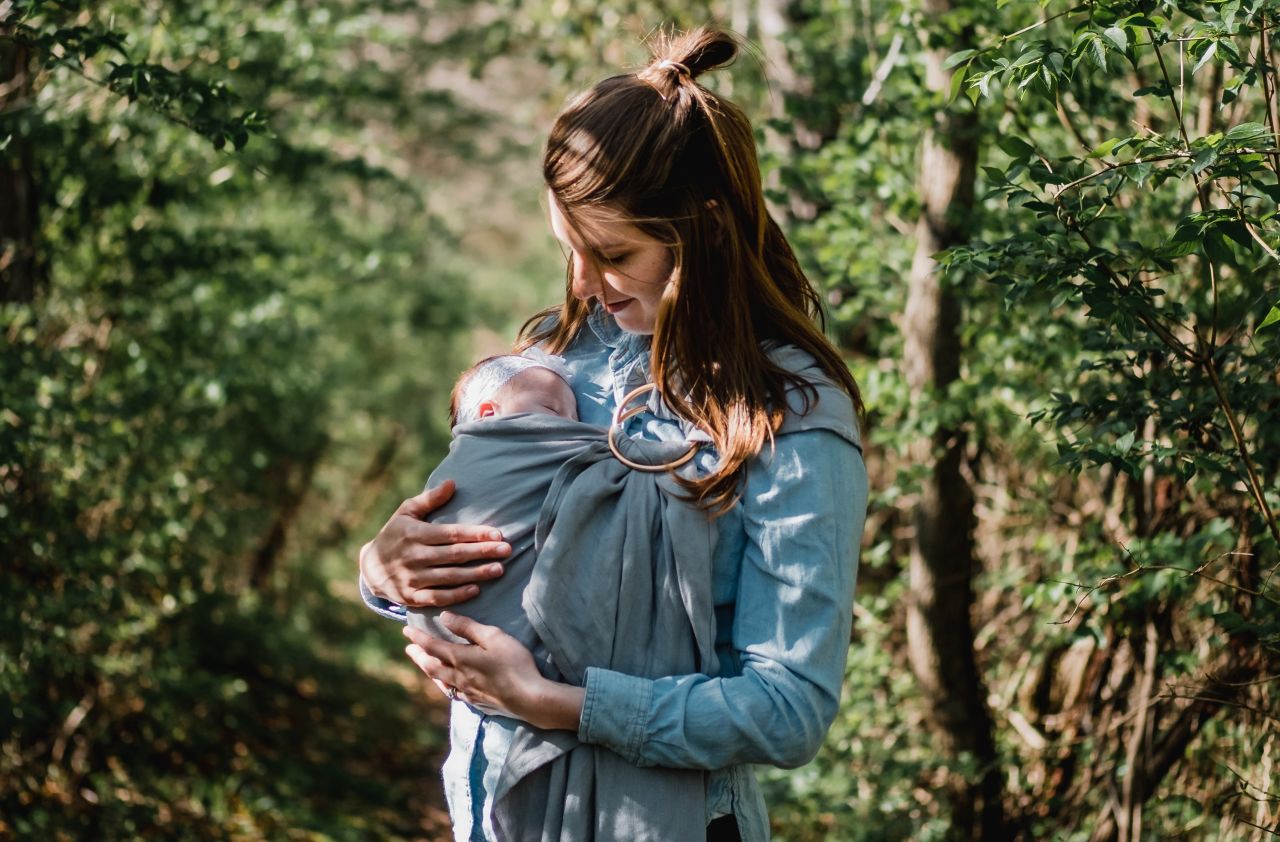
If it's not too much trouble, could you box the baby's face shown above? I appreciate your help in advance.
[487,368,578,421]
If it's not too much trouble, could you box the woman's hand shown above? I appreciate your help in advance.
[402,614,585,731]
[359,480,511,608]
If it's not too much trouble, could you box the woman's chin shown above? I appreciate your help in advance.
[612,310,655,335]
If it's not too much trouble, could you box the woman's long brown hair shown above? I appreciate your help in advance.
[521,25,864,514]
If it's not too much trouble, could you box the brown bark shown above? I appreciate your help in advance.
[1087,661,1260,842]
[756,0,836,222]
[249,440,328,589]
[0,36,42,303]
[319,425,406,549]
[902,6,1007,839]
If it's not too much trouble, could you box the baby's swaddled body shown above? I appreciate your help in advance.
[407,412,603,666]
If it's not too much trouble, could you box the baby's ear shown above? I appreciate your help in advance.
[478,401,498,419]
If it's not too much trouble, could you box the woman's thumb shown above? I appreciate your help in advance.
[399,479,454,519]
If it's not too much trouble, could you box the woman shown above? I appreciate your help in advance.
[359,26,868,842]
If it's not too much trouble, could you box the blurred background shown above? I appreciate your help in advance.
[2,0,1278,839]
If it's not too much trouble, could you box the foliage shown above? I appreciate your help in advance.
[7,0,1280,839]
[1,0,500,837]
[756,0,1280,838]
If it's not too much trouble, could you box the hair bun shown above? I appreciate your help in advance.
[647,26,739,82]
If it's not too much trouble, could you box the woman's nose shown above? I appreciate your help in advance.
[569,252,599,301]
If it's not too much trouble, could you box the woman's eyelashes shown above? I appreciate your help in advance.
[600,251,631,265]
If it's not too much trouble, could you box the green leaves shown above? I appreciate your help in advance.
[98,62,267,150]
[3,0,493,836]
[1223,121,1271,146]
[944,48,978,70]
[1101,26,1128,52]
[1259,303,1280,332]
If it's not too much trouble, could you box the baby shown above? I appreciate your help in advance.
[449,351,578,426]
[407,349,582,657]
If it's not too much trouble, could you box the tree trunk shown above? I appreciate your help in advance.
[249,440,328,590]
[0,37,43,303]
[902,6,1007,839]
[756,0,836,223]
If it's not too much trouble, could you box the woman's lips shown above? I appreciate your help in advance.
[603,298,634,314]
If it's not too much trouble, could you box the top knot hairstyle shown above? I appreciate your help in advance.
[523,25,863,514]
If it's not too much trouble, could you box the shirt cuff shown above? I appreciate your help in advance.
[577,667,653,765]
[358,573,409,623]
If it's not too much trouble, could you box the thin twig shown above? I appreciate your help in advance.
[1152,34,1214,212]
[1201,355,1280,584]
[1230,814,1280,836]
[861,13,908,107]
[1214,178,1280,264]
[1052,152,1189,196]
[1259,15,1280,175]
[1159,692,1280,724]
[1049,548,1278,626]
[1209,259,1220,351]
[1213,673,1280,688]
[990,5,1089,48]
[1225,764,1280,802]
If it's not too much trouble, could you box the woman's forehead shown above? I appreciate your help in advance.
[547,192,645,250]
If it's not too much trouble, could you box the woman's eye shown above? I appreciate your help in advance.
[602,252,631,264]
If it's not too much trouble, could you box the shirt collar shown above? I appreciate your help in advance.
[586,303,651,359]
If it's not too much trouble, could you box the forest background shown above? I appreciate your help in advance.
[3,0,1278,840]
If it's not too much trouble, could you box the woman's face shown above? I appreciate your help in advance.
[547,190,675,335]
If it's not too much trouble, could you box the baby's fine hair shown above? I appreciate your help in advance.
[449,350,572,427]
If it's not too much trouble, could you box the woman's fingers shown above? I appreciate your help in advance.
[405,642,456,685]
[405,518,508,549]
[438,611,500,646]
[405,559,505,588]
[397,480,455,519]
[406,626,469,667]
[405,584,479,608]
[409,518,505,546]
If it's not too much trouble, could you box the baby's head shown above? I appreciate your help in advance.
[450,352,578,427]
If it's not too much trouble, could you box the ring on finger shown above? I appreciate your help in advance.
[445,685,459,701]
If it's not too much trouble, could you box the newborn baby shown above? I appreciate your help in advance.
[412,350,582,654]
[449,352,578,426]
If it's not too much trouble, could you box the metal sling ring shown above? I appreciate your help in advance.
[608,383,698,473]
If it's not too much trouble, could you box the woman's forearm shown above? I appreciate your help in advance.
[520,678,586,732]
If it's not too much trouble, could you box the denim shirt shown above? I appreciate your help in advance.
[361,307,867,841]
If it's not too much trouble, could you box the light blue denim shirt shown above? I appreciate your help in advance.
[361,306,867,841]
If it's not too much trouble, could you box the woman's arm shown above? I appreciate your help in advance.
[577,429,867,769]
[358,480,512,618]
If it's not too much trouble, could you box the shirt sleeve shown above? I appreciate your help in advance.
[359,573,409,623]
[577,429,868,769]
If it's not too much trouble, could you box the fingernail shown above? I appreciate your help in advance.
[401,626,412,638]
[440,611,454,621]
[467,586,480,596]
[487,564,503,576]
[488,529,503,541]
[496,543,511,555]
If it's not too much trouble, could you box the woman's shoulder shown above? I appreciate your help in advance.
[763,341,862,450]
